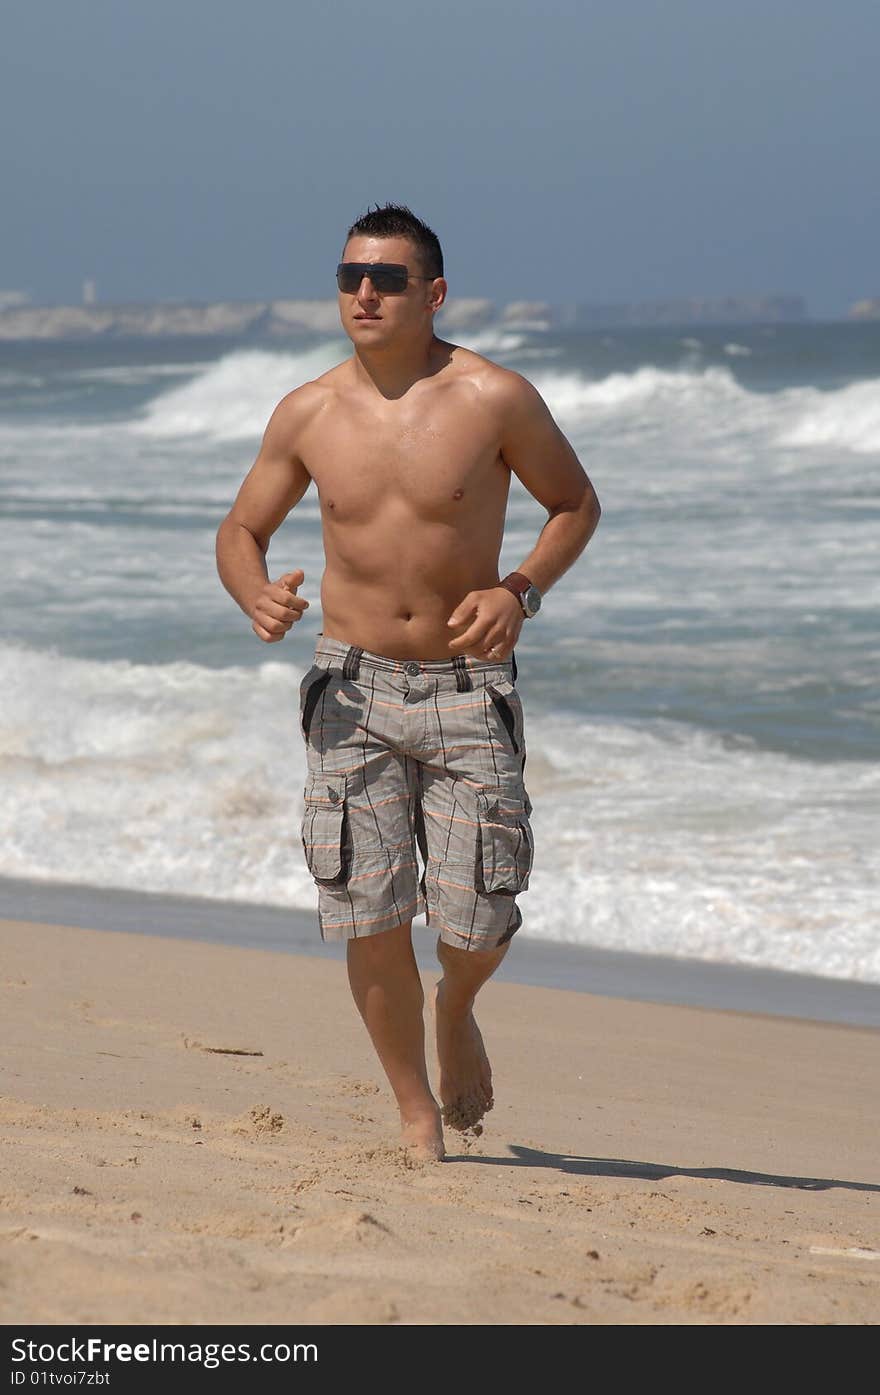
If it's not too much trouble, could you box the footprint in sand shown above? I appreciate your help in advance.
[285,1209,394,1252]
[232,1105,284,1138]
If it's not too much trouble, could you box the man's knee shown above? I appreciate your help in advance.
[436,934,508,976]
[346,920,414,961]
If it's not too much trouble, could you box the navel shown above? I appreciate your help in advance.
[452,488,464,500]
[326,498,335,509]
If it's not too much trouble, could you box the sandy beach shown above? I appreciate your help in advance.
[2,915,879,1326]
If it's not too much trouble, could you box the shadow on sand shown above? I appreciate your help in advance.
[445,1144,880,1193]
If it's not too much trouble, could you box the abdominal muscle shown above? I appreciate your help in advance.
[317,494,508,661]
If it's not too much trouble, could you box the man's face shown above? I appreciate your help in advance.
[337,235,443,346]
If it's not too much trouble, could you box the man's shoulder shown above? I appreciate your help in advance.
[442,341,539,413]
[269,362,348,425]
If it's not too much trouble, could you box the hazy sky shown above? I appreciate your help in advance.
[3,1,878,316]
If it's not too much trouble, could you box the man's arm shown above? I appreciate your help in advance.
[215,386,320,643]
[496,370,601,592]
[448,371,600,657]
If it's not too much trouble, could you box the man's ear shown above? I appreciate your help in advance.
[429,277,448,312]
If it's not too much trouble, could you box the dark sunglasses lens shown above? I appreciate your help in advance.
[336,264,408,293]
[336,265,361,292]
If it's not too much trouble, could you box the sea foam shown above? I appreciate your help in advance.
[128,347,880,461]
[1,643,877,984]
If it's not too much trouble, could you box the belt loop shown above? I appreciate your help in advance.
[511,651,518,684]
[453,655,473,692]
[342,645,363,680]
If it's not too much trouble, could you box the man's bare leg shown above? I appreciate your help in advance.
[434,936,509,1134]
[346,921,444,1161]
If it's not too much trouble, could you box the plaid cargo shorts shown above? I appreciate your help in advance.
[298,634,534,951]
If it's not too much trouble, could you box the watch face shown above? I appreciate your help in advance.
[523,585,542,617]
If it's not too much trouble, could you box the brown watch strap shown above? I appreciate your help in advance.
[498,571,532,599]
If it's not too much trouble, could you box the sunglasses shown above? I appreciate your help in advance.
[336,262,435,294]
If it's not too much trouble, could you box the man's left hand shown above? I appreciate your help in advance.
[447,587,523,661]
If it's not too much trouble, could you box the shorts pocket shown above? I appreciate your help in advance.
[476,786,533,894]
[300,666,333,741]
[301,772,349,884]
[485,677,525,757]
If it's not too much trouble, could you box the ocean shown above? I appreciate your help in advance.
[1,320,877,984]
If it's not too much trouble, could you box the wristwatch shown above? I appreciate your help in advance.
[498,571,542,618]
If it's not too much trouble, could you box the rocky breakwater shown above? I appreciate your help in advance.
[0,296,496,342]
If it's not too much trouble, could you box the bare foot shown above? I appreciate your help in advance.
[399,1104,445,1162]
[434,985,494,1134]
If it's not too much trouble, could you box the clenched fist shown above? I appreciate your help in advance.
[251,569,309,643]
[447,586,523,661]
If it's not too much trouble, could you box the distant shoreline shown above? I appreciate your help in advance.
[0,292,823,343]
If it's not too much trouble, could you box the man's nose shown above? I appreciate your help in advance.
[356,275,379,302]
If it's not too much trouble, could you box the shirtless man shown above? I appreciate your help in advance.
[216,204,600,1161]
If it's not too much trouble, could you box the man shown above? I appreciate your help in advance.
[216,204,600,1161]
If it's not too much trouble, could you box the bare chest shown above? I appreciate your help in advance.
[300,394,505,523]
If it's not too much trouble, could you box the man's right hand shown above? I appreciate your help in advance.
[251,569,309,643]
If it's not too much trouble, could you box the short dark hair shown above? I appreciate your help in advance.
[345,203,444,279]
